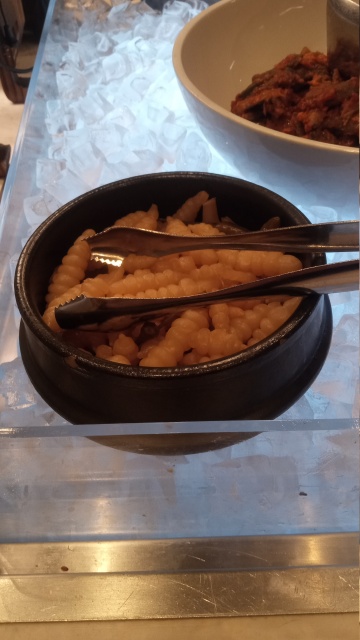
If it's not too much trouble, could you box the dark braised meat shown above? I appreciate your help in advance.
[231,47,359,147]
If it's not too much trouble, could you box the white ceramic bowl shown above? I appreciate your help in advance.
[172,0,359,218]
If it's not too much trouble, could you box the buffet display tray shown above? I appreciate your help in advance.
[0,0,358,623]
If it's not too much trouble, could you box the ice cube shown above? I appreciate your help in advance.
[158,122,187,162]
[0,356,71,429]
[36,158,65,190]
[102,52,129,82]
[44,168,89,205]
[91,127,126,163]
[45,100,66,135]
[104,105,136,130]
[67,142,105,187]
[176,131,212,171]
[76,95,106,125]
[56,65,88,100]
[23,195,54,226]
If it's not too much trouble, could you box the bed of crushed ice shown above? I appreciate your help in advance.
[0,0,358,428]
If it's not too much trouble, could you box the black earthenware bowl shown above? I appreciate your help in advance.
[14,172,332,455]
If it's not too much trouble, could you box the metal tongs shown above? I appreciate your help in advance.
[55,220,359,331]
[86,220,359,266]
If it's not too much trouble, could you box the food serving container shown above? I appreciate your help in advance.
[172,0,359,216]
[14,172,333,453]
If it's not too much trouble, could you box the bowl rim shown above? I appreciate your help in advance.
[172,0,358,157]
[15,171,326,381]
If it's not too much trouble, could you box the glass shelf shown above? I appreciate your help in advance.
[0,422,358,543]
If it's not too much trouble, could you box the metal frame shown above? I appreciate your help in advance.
[0,533,358,622]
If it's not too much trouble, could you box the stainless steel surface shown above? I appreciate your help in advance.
[2,534,356,574]
[0,534,358,622]
[55,259,359,330]
[327,0,359,67]
[88,220,360,266]
[327,0,359,33]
